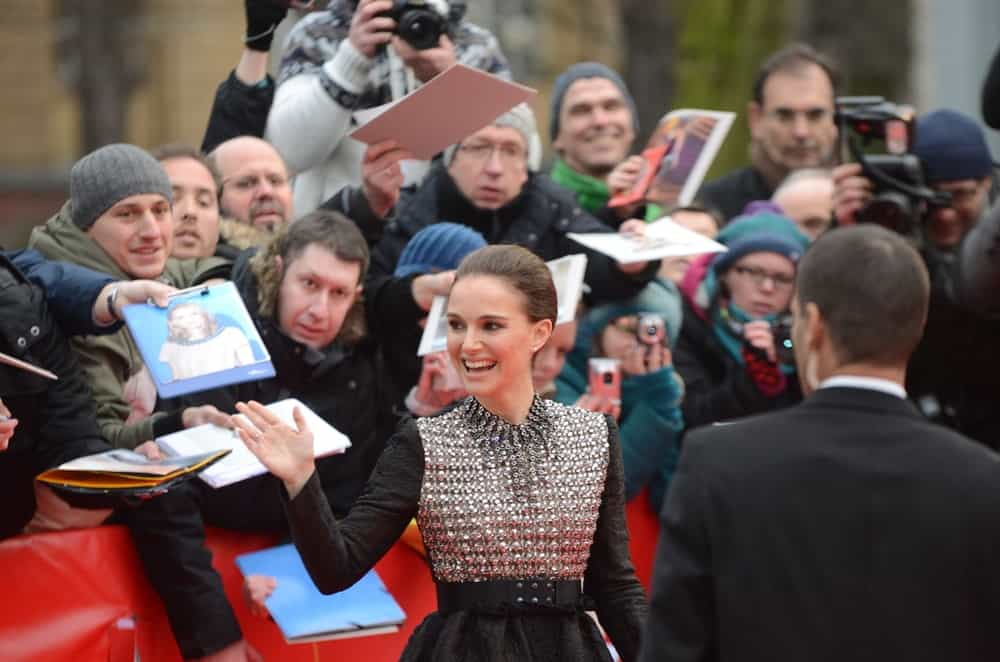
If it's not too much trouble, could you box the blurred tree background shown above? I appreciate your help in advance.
[523,0,913,179]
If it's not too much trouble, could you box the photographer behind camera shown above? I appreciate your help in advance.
[266,0,512,215]
[833,107,1000,448]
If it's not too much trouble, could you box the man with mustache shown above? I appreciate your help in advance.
[548,62,641,228]
[698,43,840,223]
[210,136,294,233]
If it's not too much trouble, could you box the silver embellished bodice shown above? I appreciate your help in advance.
[416,397,610,583]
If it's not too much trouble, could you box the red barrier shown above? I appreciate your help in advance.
[625,490,662,592]
[0,526,437,662]
[0,503,658,660]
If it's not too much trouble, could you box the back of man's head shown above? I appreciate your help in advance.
[796,225,929,367]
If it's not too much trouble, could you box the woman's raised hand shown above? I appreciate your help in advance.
[233,401,316,498]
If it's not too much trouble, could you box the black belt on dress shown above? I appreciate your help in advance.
[436,579,582,614]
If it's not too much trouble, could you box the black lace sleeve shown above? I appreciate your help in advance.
[584,415,649,661]
[282,419,425,593]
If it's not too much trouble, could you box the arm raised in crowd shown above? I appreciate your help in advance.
[202,0,299,153]
[318,140,411,246]
[558,210,660,303]
[9,249,175,336]
[265,1,394,178]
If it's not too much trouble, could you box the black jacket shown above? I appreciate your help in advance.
[641,387,1000,662]
[906,246,1000,450]
[201,70,275,154]
[673,297,801,432]
[0,256,109,536]
[696,165,774,224]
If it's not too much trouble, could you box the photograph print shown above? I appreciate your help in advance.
[122,282,276,398]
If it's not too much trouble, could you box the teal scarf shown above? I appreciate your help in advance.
[550,159,610,213]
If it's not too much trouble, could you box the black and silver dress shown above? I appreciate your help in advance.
[284,396,648,661]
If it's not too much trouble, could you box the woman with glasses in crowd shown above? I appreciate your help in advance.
[673,211,810,431]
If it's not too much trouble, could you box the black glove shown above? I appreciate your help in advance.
[244,0,290,52]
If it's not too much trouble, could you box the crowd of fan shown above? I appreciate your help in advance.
[2,1,999,659]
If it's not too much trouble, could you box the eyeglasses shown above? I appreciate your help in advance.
[932,182,983,208]
[766,107,832,126]
[610,316,640,335]
[732,265,795,288]
[457,141,526,165]
[224,173,289,193]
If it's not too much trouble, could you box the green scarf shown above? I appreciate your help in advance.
[550,159,610,213]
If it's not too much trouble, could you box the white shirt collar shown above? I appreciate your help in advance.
[819,375,907,399]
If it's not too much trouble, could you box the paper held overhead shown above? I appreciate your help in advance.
[568,217,727,264]
[349,63,537,160]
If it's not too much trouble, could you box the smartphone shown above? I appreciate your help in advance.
[588,358,622,404]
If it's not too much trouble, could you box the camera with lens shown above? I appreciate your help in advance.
[835,96,952,237]
[771,316,794,365]
[379,0,466,51]
[636,313,668,350]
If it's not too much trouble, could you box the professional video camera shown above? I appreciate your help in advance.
[835,96,952,235]
[379,0,466,50]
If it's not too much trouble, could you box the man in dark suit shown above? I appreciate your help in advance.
[639,225,1000,662]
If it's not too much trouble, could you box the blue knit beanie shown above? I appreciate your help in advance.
[394,223,487,277]
[712,212,809,274]
[550,62,639,142]
[913,109,993,183]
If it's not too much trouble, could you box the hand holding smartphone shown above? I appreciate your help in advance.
[588,358,622,404]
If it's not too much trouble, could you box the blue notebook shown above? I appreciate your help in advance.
[235,543,406,643]
[121,282,276,399]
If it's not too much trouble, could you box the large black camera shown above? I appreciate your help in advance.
[835,97,952,236]
[380,0,465,51]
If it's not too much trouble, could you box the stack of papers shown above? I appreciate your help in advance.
[37,448,230,495]
[157,399,350,489]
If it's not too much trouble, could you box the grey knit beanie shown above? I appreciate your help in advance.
[549,62,639,142]
[70,143,173,229]
[444,103,542,171]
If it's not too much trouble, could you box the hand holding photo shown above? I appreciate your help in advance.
[122,282,276,398]
[349,63,537,160]
[568,216,727,264]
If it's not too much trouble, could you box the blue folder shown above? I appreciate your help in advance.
[235,543,406,643]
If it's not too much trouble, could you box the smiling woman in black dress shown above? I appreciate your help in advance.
[234,244,647,661]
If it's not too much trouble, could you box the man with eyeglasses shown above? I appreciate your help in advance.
[209,136,295,232]
[832,108,1000,450]
[698,43,840,223]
